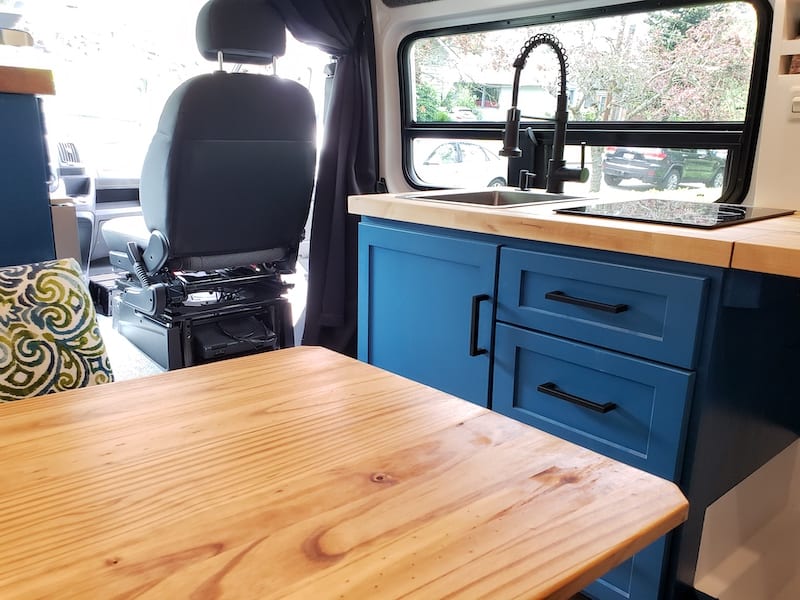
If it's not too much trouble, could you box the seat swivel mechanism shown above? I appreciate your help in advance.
[121,241,168,317]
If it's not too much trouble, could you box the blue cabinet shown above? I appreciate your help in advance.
[357,221,497,406]
[490,244,710,600]
[357,218,705,599]
[0,92,54,267]
[356,216,800,600]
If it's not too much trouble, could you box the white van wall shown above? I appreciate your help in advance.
[372,0,797,209]
[752,0,799,208]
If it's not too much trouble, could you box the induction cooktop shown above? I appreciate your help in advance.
[554,199,795,229]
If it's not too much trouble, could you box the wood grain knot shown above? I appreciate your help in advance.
[370,472,395,484]
[530,466,582,487]
[302,529,348,563]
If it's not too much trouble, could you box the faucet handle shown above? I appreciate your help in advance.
[551,142,590,187]
[575,142,590,183]
[518,170,536,191]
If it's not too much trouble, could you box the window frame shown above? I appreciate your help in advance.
[398,0,772,203]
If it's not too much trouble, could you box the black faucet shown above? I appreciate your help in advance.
[499,32,588,194]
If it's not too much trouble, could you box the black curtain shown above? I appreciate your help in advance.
[272,0,378,357]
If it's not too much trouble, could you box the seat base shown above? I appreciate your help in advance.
[115,296,293,370]
[111,266,295,370]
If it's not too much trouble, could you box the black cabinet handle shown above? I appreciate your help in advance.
[537,382,617,414]
[469,294,491,356]
[545,290,628,314]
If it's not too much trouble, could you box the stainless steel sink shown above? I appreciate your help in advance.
[401,189,581,208]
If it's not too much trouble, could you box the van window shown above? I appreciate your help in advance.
[401,1,766,202]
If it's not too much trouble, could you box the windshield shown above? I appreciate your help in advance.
[10,0,328,180]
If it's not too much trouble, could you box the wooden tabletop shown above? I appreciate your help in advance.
[0,346,687,599]
[349,192,800,278]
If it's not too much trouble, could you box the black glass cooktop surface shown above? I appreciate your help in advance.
[554,199,794,229]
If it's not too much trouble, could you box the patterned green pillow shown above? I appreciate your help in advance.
[0,258,114,401]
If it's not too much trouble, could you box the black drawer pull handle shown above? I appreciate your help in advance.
[545,290,628,314]
[537,382,617,414]
[469,294,491,356]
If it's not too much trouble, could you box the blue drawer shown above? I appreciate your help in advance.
[493,324,693,481]
[493,323,692,600]
[497,248,709,369]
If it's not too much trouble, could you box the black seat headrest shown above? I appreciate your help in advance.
[196,0,286,65]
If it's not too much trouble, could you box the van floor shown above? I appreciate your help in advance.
[96,313,163,381]
[89,261,309,382]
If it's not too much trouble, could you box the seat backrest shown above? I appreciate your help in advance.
[140,0,316,272]
[0,258,113,401]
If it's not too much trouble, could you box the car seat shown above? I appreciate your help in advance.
[99,0,316,369]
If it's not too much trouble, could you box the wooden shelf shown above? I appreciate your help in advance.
[0,65,55,95]
[780,38,800,55]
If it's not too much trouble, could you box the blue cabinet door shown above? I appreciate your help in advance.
[0,93,55,267]
[357,221,498,406]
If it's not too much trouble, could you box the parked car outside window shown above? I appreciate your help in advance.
[413,140,507,188]
[601,147,727,190]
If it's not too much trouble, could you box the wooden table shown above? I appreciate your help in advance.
[0,346,687,599]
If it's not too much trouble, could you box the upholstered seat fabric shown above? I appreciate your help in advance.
[0,258,113,401]
[137,72,316,268]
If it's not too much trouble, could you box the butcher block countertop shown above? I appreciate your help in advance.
[349,191,800,278]
[0,346,687,599]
